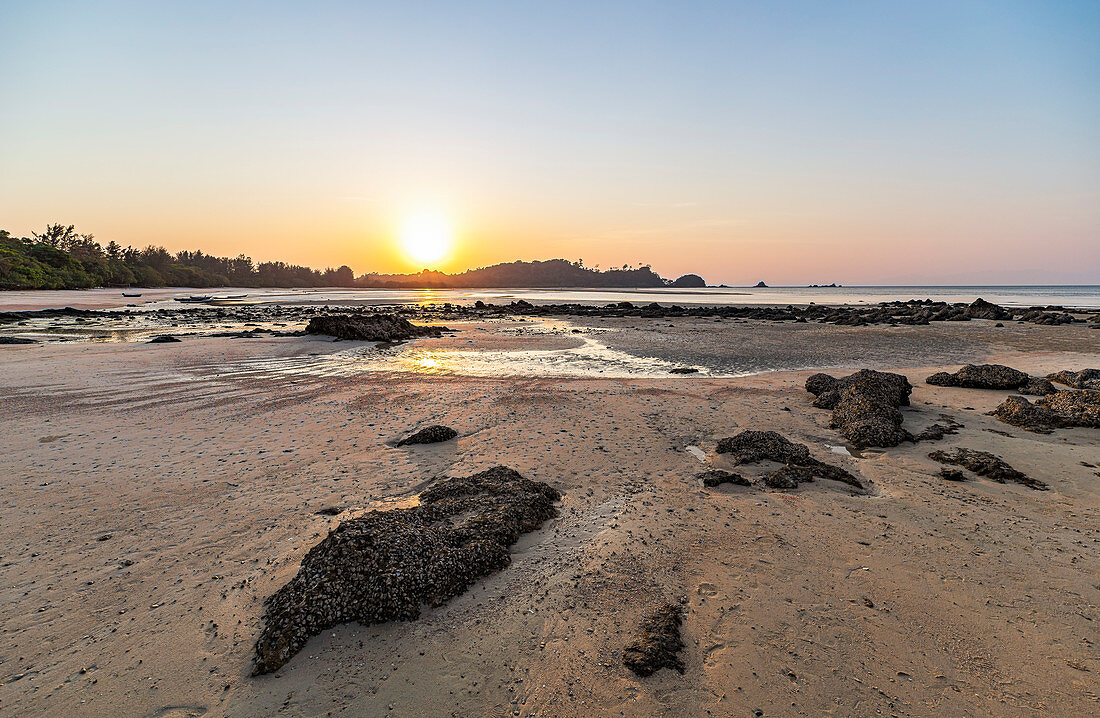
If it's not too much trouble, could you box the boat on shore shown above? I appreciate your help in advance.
[122,292,143,297]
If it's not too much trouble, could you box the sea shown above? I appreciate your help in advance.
[2,285,1099,312]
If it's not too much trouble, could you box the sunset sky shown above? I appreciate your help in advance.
[1,1,1097,284]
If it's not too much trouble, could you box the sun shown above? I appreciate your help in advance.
[400,210,453,265]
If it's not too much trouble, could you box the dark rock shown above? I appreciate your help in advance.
[939,468,967,482]
[395,425,458,447]
[698,470,749,488]
[764,465,814,489]
[965,298,1012,320]
[622,603,685,677]
[147,335,181,343]
[806,370,914,448]
[926,364,1030,390]
[1019,377,1057,396]
[0,336,38,344]
[990,391,1100,431]
[670,274,706,288]
[305,313,444,342]
[1046,369,1100,390]
[928,448,1047,490]
[253,466,560,674]
[805,369,912,411]
[753,281,768,288]
[913,415,964,442]
[670,367,698,374]
[715,430,862,489]
[314,506,345,516]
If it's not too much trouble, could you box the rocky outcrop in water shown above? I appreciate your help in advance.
[0,336,38,344]
[965,298,1013,320]
[990,391,1100,431]
[926,364,1030,390]
[253,466,560,674]
[395,425,458,446]
[670,274,706,288]
[147,335,181,343]
[305,313,445,342]
[928,448,1048,490]
[1047,369,1100,391]
[622,603,685,677]
[805,370,914,448]
[716,430,862,489]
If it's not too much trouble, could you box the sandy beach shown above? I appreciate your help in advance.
[1,312,1097,717]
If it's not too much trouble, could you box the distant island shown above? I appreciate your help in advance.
[1,225,705,291]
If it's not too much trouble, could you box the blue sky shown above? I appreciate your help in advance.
[1,1,1097,282]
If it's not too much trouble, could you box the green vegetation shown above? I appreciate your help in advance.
[0,225,355,290]
[1,224,694,290]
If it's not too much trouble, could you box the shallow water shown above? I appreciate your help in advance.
[3,284,1099,311]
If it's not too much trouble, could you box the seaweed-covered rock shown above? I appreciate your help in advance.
[715,430,862,489]
[925,364,1030,390]
[990,391,1100,431]
[253,466,560,674]
[1046,369,1100,391]
[698,470,749,487]
[395,425,458,446]
[305,313,444,342]
[622,603,685,676]
[928,448,1047,490]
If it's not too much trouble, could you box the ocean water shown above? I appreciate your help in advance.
[2,285,1099,311]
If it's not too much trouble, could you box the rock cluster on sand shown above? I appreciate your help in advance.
[304,313,445,342]
[697,470,749,487]
[1047,369,1100,390]
[991,391,1100,431]
[252,466,560,675]
[622,603,685,677]
[395,425,458,446]
[928,448,1048,491]
[805,369,913,448]
[715,430,862,489]
[926,364,1031,390]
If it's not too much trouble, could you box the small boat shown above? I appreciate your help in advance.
[175,295,213,303]
[122,292,143,297]
[222,294,248,299]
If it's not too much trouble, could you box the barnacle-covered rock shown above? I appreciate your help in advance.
[395,425,458,446]
[715,430,862,489]
[805,370,914,448]
[925,364,1030,390]
[305,313,445,342]
[1019,377,1057,396]
[622,603,685,676]
[1046,369,1100,390]
[928,448,1047,491]
[253,466,560,674]
[698,470,749,487]
[990,391,1100,431]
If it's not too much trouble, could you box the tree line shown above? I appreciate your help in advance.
[1,224,355,289]
[1,224,700,290]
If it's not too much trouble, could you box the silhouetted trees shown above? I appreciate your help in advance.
[1,225,697,290]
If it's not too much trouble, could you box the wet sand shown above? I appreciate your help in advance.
[1,317,1098,717]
